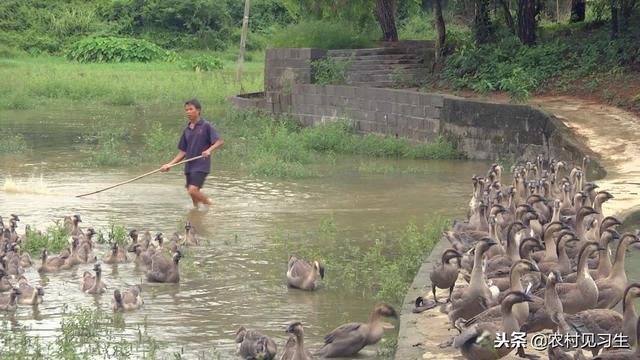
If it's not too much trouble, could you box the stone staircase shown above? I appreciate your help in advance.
[327,43,434,88]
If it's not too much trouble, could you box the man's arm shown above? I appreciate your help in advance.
[202,139,224,158]
[160,150,186,172]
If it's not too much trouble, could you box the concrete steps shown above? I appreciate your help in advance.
[326,46,432,88]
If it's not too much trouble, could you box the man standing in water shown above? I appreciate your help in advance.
[161,99,224,208]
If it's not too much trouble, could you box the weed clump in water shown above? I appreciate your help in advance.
[23,221,69,255]
[0,132,30,153]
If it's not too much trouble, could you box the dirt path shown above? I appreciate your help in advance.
[532,95,640,217]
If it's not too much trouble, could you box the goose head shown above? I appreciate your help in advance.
[40,249,48,261]
[185,222,192,231]
[93,261,102,274]
[10,214,20,222]
[173,250,183,264]
[86,227,96,237]
[623,283,640,313]
[128,229,138,241]
[442,249,462,265]
[514,259,540,273]
[374,303,398,319]
[73,215,82,225]
[548,270,563,284]
[285,321,304,334]
[154,233,163,247]
[313,261,325,279]
[36,287,44,297]
[110,242,119,255]
[113,289,123,305]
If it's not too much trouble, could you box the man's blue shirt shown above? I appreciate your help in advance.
[178,118,220,174]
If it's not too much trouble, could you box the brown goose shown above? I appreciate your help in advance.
[280,322,313,360]
[183,222,198,246]
[447,239,498,323]
[16,276,44,305]
[146,250,182,283]
[111,285,144,311]
[623,283,640,349]
[457,260,539,330]
[287,256,325,291]
[595,233,640,309]
[534,241,603,314]
[578,317,640,359]
[522,271,565,333]
[234,326,277,360]
[452,291,533,360]
[429,248,462,303]
[315,303,397,358]
[103,243,128,264]
[37,249,65,273]
[0,269,12,292]
[564,229,620,283]
[81,262,107,294]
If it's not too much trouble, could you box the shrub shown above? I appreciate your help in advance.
[65,36,174,63]
[270,20,376,49]
[178,54,223,72]
[310,56,352,85]
[23,221,69,255]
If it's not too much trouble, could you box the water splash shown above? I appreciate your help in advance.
[2,175,54,195]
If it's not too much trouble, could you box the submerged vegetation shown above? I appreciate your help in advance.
[0,306,160,359]
[271,215,449,305]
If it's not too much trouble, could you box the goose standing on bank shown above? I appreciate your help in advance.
[287,256,325,291]
[316,303,397,358]
[429,248,462,303]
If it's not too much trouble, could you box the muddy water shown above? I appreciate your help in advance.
[0,105,486,358]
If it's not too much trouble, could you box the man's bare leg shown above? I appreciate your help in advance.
[187,185,211,207]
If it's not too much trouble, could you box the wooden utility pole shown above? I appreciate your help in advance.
[236,0,250,88]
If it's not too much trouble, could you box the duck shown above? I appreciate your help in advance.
[234,326,278,360]
[16,276,44,305]
[146,250,182,283]
[111,285,144,311]
[453,291,533,360]
[287,256,325,291]
[103,242,128,264]
[429,248,462,303]
[280,321,313,360]
[315,303,397,358]
[81,262,107,294]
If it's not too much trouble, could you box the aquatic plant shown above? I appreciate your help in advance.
[23,220,69,255]
[0,132,30,153]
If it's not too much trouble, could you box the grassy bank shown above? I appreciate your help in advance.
[0,55,263,111]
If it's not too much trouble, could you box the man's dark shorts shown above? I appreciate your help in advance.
[185,172,207,189]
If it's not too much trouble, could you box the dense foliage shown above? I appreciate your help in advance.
[65,36,175,63]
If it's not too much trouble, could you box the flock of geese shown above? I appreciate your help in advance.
[415,156,640,359]
[0,213,397,358]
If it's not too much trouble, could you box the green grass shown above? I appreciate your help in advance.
[214,109,465,178]
[270,19,378,49]
[0,55,263,111]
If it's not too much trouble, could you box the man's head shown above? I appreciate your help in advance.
[184,99,201,122]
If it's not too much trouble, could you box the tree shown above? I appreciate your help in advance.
[474,0,492,44]
[518,0,537,46]
[375,0,398,41]
[611,0,619,38]
[431,0,446,65]
[499,0,516,33]
[570,0,586,22]
[620,0,637,31]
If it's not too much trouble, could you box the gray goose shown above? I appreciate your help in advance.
[146,250,182,283]
[16,276,44,305]
[315,303,397,358]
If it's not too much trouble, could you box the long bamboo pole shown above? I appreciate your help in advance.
[75,155,203,198]
[236,0,251,88]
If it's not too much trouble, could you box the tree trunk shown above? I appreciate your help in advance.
[620,0,636,31]
[432,0,446,65]
[236,0,250,87]
[474,0,492,45]
[570,0,586,22]
[375,0,398,41]
[499,0,516,33]
[517,0,536,46]
[611,0,619,38]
